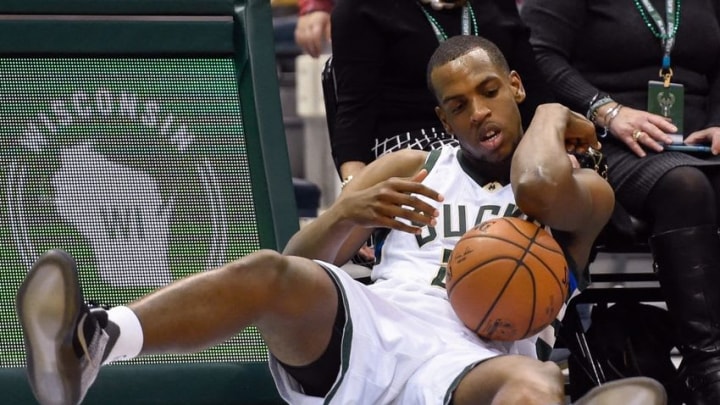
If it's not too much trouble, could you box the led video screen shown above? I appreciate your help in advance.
[1,58,270,366]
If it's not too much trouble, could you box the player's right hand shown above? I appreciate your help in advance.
[336,169,443,234]
[562,108,599,155]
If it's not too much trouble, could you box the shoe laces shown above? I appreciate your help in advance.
[73,300,111,361]
[76,313,92,362]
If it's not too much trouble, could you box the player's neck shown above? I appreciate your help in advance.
[457,150,511,186]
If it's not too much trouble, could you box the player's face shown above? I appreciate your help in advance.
[432,49,526,164]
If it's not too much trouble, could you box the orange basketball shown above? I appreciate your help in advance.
[446,217,569,341]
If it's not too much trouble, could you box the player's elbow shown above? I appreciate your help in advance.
[512,168,564,219]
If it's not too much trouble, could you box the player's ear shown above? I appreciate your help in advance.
[509,70,526,103]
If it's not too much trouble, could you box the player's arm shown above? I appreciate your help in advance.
[511,103,614,269]
[283,149,442,266]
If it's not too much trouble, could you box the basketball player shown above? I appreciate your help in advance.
[16,36,664,404]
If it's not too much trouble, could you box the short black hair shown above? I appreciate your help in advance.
[426,35,510,97]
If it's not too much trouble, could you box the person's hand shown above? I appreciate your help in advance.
[561,107,600,155]
[685,126,720,155]
[294,11,331,58]
[355,244,376,263]
[605,105,676,157]
[337,169,443,234]
[567,153,581,169]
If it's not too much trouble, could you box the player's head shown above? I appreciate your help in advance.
[427,35,526,165]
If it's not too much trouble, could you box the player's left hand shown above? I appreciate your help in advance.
[685,126,720,155]
[337,169,443,234]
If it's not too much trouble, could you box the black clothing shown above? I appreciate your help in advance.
[330,0,552,167]
[521,0,720,216]
[651,226,720,405]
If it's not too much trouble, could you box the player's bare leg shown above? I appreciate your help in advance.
[17,249,339,405]
[451,355,666,405]
[130,249,338,366]
[452,355,566,405]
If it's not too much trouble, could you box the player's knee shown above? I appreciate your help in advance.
[455,356,564,405]
[497,360,564,404]
[243,249,288,269]
[222,249,290,284]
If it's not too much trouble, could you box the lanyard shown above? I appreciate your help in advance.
[634,0,681,72]
[418,2,478,42]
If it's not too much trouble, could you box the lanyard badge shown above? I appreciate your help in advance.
[636,0,684,139]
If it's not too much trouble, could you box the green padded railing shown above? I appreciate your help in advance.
[0,0,295,403]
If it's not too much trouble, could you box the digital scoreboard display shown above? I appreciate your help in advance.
[0,58,270,367]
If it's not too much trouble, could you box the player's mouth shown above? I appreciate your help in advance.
[478,124,503,151]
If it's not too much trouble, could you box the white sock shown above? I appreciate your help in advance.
[102,306,144,364]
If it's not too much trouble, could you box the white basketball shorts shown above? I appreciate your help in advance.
[268,261,539,404]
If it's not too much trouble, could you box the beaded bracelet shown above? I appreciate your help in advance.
[586,94,614,123]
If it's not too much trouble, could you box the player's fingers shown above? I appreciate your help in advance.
[375,215,423,234]
[388,178,444,203]
[365,206,422,234]
[375,200,436,228]
[567,154,580,169]
[378,190,439,220]
[568,109,594,130]
[410,168,429,183]
[397,206,438,227]
[391,222,423,234]
[372,198,439,226]
[567,110,597,142]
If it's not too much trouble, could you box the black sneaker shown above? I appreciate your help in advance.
[16,250,110,405]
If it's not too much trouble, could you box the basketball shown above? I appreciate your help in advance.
[446,217,569,341]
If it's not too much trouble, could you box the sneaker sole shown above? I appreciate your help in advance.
[16,250,83,405]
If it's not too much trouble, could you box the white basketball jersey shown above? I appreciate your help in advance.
[371,146,524,297]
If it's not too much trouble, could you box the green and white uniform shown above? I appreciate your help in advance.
[269,146,569,404]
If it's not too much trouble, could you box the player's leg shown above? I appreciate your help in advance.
[451,355,566,405]
[128,250,338,363]
[16,248,339,405]
[450,355,666,405]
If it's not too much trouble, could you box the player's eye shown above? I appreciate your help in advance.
[485,88,499,98]
[450,102,465,114]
